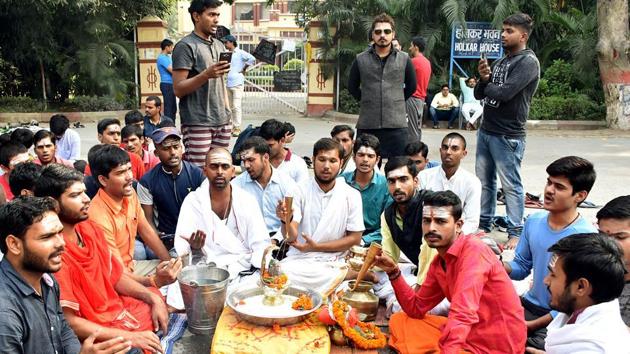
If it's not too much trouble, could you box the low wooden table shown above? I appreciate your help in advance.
[210,307,330,354]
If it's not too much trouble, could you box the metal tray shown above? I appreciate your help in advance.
[227,285,323,327]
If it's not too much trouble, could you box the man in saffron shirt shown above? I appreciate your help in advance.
[34,164,173,353]
[374,190,526,353]
[87,145,173,278]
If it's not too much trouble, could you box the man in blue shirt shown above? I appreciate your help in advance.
[143,96,174,138]
[137,127,205,254]
[157,38,176,122]
[405,140,440,172]
[342,134,391,245]
[503,156,597,350]
[222,34,255,137]
[232,136,302,245]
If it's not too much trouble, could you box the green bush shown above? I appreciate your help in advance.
[283,59,304,71]
[63,95,132,111]
[0,96,45,112]
[529,93,605,121]
[537,59,577,97]
[338,89,360,114]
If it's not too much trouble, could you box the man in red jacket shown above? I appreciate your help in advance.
[375,190,526,353]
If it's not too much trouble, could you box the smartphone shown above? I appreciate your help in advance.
[219,51,233,63]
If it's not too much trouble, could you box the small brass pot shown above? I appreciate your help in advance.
[342,281,379,322]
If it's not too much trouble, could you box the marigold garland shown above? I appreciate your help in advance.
[331,300,386,349]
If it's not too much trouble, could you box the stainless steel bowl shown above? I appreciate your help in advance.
[227,285,323,326]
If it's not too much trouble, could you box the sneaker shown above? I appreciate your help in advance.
[447,125,453,129]
[432,124,438,129]
[231,127,241,137]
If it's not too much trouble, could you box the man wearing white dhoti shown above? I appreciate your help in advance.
[525,233,630,354]
[167,148,270,309]
[280,138,365,296]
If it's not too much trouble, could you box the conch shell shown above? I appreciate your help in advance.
[351,243,381,290]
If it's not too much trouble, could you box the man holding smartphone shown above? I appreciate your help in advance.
[474,13,540,248]
[222,34,256,137]
[172,0,232,168]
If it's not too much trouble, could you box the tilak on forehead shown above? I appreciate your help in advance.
[443,138,461,148]
[548,254,559,269]
[423,206,452,218]
[207,148,232,165]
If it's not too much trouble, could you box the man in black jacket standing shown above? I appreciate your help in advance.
[475,13,540,248]
[348,13,416,160]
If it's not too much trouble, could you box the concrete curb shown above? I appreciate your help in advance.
[0,111,129,124]
[323,110,608,130]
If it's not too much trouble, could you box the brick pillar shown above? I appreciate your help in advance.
[136,16,168,110]
[306,21,336,116]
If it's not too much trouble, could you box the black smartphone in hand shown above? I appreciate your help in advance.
[219,51,233,63]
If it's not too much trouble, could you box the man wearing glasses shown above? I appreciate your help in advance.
[348,13,417,162]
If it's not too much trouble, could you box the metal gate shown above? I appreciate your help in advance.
[241,40,307,116]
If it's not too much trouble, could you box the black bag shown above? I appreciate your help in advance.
[231,124,260,165]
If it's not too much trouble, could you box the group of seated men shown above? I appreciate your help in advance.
[0,110,628,353]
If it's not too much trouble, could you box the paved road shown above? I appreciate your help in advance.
[67,115,629,352]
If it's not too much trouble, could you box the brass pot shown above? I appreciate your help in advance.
[346,246,367,272]
[342,281,379,322]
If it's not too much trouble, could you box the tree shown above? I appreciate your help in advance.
[597,0,630,129]
[0,0,174,103]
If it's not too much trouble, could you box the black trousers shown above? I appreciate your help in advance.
[160,82,177,122]
[521,297,549,350]
[356,127,408,160]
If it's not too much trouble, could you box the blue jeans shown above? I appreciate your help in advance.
[475,129,526,238]
[134,239,159,260]
[429,106,459,127]
[160,82,177,122]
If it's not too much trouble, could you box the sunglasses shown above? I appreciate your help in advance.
[373,29,393,35]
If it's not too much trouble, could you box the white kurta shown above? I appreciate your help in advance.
[545,299,630,353]
[418,166,481,234]
[167,180,270,309]
[280,178,365,296]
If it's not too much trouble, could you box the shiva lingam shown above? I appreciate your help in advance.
[259,244,289,306]
[227,242,322,327]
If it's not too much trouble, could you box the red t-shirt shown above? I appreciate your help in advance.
[411,53,432,100]
[0,174,14,201]
[84,149,146,180]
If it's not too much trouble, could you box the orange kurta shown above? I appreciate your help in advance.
[55,220,154,331]
[88,188,147,271]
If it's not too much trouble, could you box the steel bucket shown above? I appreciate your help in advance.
[177,265,230,335]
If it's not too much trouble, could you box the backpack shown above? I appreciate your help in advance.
[231,124,260,165]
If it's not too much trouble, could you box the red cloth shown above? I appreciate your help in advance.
[411,53,431,100]
[0,174,14,201]
[84,149,146,180]
[54,220,154,331]
[391,234,526,354]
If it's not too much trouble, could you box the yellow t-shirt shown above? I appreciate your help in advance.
[380,212,438,285]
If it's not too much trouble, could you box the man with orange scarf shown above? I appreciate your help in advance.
[35,164,173,353]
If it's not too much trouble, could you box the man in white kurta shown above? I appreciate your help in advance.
[280,138,364,296]
[533,233,630,354]
[167,149,269,309]
[418,132,480,234]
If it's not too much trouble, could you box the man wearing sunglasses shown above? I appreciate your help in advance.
[348,13,417,162]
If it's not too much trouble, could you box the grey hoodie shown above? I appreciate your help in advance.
[474,48,540,138]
